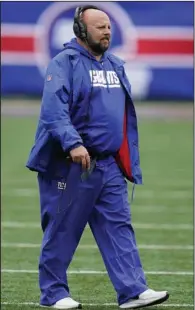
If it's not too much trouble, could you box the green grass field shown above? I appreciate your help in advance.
[1,115,194,310]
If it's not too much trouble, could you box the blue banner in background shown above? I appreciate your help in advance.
[1,1,194,100]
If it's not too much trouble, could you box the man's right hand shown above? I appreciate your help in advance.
[69,145,91,171]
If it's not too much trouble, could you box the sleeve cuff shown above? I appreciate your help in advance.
[68,142,83,153]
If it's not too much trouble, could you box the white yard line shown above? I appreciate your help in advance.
[2,222,40,228]
[133,223,193,230]
[2,205,193,214]
[1,301,194,308]
[1,222,193,230]
[131,206,192,214]
[2,177,192,187]
[1,242,193,250]
[1,188,193,200]
[1,302,194,307]
[1,269,193,276]
[2,189,37,197]
[135,190,192,199]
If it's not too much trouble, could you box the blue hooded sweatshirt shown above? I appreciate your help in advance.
[65,40,126,154]
[26,38,142,184]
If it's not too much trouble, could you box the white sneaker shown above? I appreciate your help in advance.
[119,289,169,309]
[41,297,82,309]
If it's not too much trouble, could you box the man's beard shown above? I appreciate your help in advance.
[86,32,110,55]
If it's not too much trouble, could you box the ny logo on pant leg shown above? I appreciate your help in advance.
[57,182,66,190]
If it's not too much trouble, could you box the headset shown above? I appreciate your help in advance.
[73,5,101,40]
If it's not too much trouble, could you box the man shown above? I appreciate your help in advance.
[26,5,169,310]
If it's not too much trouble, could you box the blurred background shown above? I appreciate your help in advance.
[1,1,194,309]
[1,1,194,100]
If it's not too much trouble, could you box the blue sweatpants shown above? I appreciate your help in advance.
[38,156,147,306]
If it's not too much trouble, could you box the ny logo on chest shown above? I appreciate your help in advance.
[89,70,121,88]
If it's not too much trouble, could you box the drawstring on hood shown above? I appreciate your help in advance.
[101,61,110,93]
[130,183,136,205]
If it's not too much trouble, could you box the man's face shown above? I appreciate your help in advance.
[83,10,111,54]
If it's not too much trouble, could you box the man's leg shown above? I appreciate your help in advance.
[88,159,147,306]
[38,162,103,306]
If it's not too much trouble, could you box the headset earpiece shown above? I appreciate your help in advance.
[73,7,87,40]
[73,5,100,41]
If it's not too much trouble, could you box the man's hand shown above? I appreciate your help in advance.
[70,145,91,170]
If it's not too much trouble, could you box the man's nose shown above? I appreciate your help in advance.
[103,27,111,36]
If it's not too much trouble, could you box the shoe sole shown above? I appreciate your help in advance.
[40,303,82,309]
[120,293,169,309]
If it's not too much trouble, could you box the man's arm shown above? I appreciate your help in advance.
[40,57,83,152]
[40,57,90,170]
